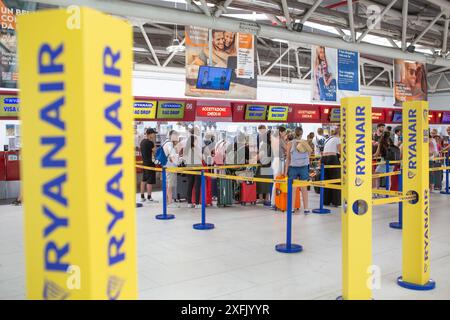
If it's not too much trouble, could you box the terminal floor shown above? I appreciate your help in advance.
[1,191,450,300]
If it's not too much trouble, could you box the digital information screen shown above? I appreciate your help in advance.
[442,112,450,124]
[245,105,267,121]
[0,96,20,117]
[392,111,402,123]
[329,108,340,122]
[133,100,157,119]
[196,66,232,91]
[157,101,185,119]
[267,106,288,121]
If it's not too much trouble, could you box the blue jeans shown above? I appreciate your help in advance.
[288,166,309,181]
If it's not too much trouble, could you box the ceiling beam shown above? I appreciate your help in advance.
[356,0,398,43]
[347,0,356,42]
[139,24,161,67]
[26,0,450,68]
[281,0,293,30]
[410,12,445,47]
[300,0,324,25]
[402,0,408,51]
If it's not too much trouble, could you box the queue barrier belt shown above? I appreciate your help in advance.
[372,194,416,206]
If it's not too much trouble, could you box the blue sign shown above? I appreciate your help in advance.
[338,49,359,92]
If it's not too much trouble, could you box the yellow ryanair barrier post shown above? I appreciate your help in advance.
[340,97,372,300]
[397,101,436,290]
[18,8,137,299]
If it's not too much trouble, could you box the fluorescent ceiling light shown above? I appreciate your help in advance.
[133,47,148,53]
[272,38,289,44]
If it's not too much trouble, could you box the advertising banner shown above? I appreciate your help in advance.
[312,46,337,102]
[312,46,359,102]
[267,106,288,121]
[394,59,427,106]
[0,0,36,89]
[337,49,359,97]
[185,26,257,99]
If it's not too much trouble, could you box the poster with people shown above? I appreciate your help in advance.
[185,26,257,99]
[0,0,35,89]
[311,46,338,102]
[311,46,359,102]
[394,59,427,106]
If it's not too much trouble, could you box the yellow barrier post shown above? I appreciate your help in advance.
[397,101,435,290]
[18,8,137,299]
[340,97,373,300]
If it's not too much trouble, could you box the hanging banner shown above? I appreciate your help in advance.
[311,46,337,102]
[311,46,359,102]
[394,59,427,106]
[337,49,360,97]
[0,1,35,89]
[185,26,257,99]
[133,100,156,120]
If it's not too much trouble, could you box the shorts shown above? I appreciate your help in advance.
[288,166,309,181]
[166,172,177,188]
[142,164,156,184]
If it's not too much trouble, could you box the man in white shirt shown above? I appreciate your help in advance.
[393,128,401,147]
[163,130,180,208]
[312,127,325,156]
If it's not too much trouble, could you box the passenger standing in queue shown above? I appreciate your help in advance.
[256,125,272,207]
[373,131,395,192]
[270,126,287,209]
[322,127,341,207]
[140,128,158,203]
[163,130,180,208]
[183,129,204,208]
[284,127,312,214]
[429,130,440,192]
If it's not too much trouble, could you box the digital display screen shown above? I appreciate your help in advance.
[133,100,157,119]
[196,66,232,91]
[442,112,450,124]
[157,101,185,119]
[0,95,20,118]
[329,108,340,122]
[392,111,402,123]
[244,105,267,120]
[267,106,288,121]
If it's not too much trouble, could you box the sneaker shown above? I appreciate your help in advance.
[187,203,195,208]
[304,209,311,215]
[263,201,272,207]
[140,197,146,203]
[167,203,179,209]
[147,196,154,202]
[195,204,202,209]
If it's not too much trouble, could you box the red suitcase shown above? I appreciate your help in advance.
[240,182,257,205]
[192,176,213,206]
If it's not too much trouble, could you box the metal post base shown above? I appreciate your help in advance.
[440,190,450,195]
[312,208,331,214]
[397,276,436,291]
[155,214,175,220]
[389,222,402,229]
[275,243,303,253]
[193,223,215,230]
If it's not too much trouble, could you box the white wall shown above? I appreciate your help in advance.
[132,65,395,107]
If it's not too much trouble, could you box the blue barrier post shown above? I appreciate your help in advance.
[312,161,331,214]
[193,170,214,230]
[156,167,175,220]
[389,168,402,229]
[385,160,390,197]
[441,153,450,195]
[276,178,303,253]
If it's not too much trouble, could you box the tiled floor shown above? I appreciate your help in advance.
[1,189,449,300]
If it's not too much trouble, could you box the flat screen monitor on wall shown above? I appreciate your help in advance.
[244,105,267,121]
[392,111,402,123]
[442,112,450,124]
[196,66,232,91]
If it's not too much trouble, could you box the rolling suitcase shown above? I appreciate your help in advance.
[217,178,234,207]
[191,176,213,206]
[240,182,257,205]
[174,174,189,201]
[274,175,301,212]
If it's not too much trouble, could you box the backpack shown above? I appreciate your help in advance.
[154,141,169,166]
[385,145,401,161]
[316,136,325,152]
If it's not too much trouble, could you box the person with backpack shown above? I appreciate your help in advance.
[373,131,397,192]
[155,130,180,208]
[312,128,325,156]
